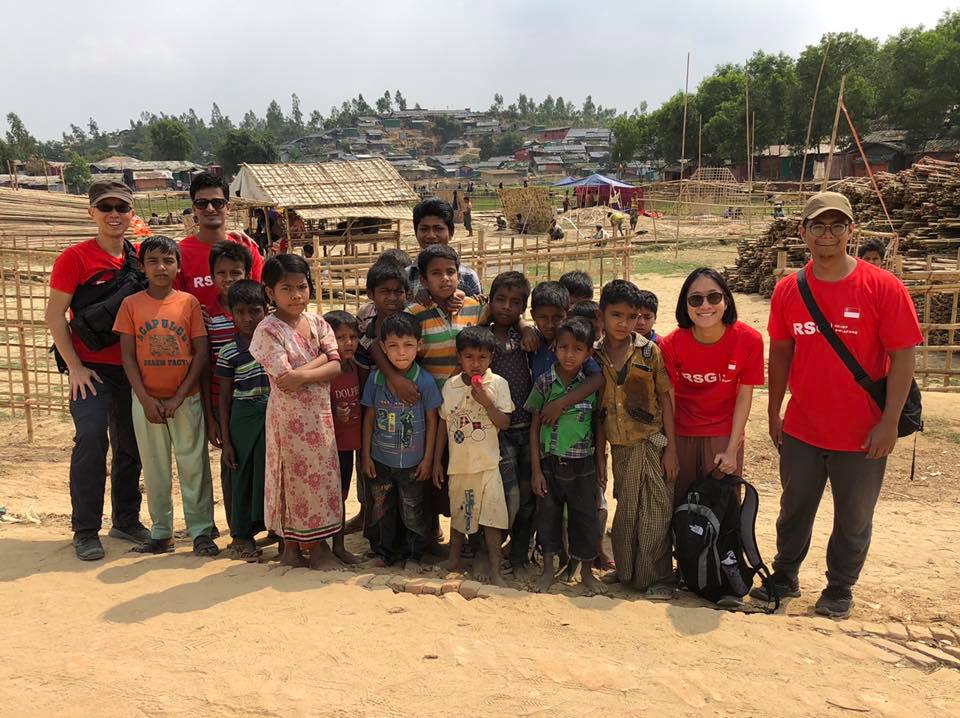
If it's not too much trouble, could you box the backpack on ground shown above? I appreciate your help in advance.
[672,474,780,612]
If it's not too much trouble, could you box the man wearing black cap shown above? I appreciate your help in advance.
[755,191,921,617]
[45,180,149,560]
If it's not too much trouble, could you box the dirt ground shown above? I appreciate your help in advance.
[2,251,960,716]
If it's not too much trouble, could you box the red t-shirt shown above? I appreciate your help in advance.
[660,321,765,437]
[330,361,362,451]
[49,238,128,366]
[174,234,264,310]
[768,259,922,452]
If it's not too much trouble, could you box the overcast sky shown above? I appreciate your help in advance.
[3,0,955,140]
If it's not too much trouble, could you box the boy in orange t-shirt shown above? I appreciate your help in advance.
[113,235,219,557]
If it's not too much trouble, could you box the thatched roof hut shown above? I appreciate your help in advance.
[229,158,419,221]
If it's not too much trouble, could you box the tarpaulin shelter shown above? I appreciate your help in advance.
[562,173,643,210]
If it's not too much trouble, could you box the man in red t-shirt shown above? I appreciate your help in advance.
[174,172,263,311]
[46,180,149,560]
[754,192,921,618]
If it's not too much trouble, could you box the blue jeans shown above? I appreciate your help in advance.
[68,363,142,535]
[499,427,534,564]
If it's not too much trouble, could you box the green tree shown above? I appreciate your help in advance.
[610,115,650,166]
[63,152,92,194]
[495,131,523,156]
[148,118,194,160]
[376,90,393,115]
[265,100,285,136]
[215,130,277,176]
[394,90,407,111]
[4,113,37,161]
[478,135,496,160]
[431,116,463,145]
[290,93,304,131]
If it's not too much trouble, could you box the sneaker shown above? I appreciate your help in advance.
[749,572,800,601]
[108,523,151,544]
[73,532,105,561]
[815,585,853,619]
[716,595,745,609]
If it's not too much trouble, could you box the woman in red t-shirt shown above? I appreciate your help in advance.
[660,268,765,504]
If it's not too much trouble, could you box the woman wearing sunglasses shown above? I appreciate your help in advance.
[659,267,764,505]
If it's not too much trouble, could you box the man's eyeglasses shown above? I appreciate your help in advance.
[192,198,227,210]
[95,202,132,214]
[806,222,850,238]
[687,291,724,308]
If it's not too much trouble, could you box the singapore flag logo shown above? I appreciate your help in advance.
[843,307,861,320]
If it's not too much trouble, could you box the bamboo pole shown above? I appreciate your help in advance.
[799,43,829,196]
[675,51,691,258]
[822,75,846,191]
[13,258,34,441]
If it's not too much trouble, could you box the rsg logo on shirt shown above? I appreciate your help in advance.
[193,275,214,288]
[680,372,728,384]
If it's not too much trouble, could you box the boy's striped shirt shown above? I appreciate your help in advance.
[205,301,236,407]
[405,297,482,388]
[215,334,270,401]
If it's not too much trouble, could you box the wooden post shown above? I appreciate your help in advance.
[744,75,751,191]
[799,43,829,197]
[13,259,33,442]
[283,208,292,254]
[822,75,846,191]
[476,227,486,285]
[675,51,691,258]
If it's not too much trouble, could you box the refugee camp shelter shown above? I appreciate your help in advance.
[229,158,420,252]
[555,173,643,209]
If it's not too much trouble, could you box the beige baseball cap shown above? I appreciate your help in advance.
[88,180,134,207]
[801,191,854,222]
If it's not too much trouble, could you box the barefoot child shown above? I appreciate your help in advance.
[249,255,344,570]
[323,310,364,565]
[433,326,513,586]
[202,239,253,531]
[113,236,218,556]
[527,317,605,595]
[215,280,270,560]
[360,313,442,569]
[595,280,678,599]
[487,271,535,573]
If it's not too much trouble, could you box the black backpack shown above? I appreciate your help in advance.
[51,239,147,371]
[672,475,779,611]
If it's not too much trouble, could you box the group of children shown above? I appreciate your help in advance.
[112,204,680,598]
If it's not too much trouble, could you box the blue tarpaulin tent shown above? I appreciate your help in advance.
[557,173,642,210]
[560,173,634,189]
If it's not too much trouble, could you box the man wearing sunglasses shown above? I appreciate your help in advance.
[46,180,149,560]
[174,172,263,310]
[756,192,921,618]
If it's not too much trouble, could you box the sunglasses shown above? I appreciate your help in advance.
[193,198,227,210]
[95,202,132,214]
[687,291,724,308]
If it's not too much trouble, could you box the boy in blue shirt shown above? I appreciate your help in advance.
[361,313,442,570]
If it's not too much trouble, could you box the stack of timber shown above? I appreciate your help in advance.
[835,156,960,260]
[723,217,808,297]
[0,187,97,247]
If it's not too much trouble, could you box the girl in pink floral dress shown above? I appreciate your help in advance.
[250,255,344,569]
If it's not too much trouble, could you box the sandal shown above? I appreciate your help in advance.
[234,538,261,562]
[130,538,174,554]
[193,535,220,557]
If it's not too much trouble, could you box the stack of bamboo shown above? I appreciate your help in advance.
[836,157,960,258]
[723,217,808,297]
[0,187,96,248]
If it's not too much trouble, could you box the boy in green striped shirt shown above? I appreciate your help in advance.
[215,280,271,560]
